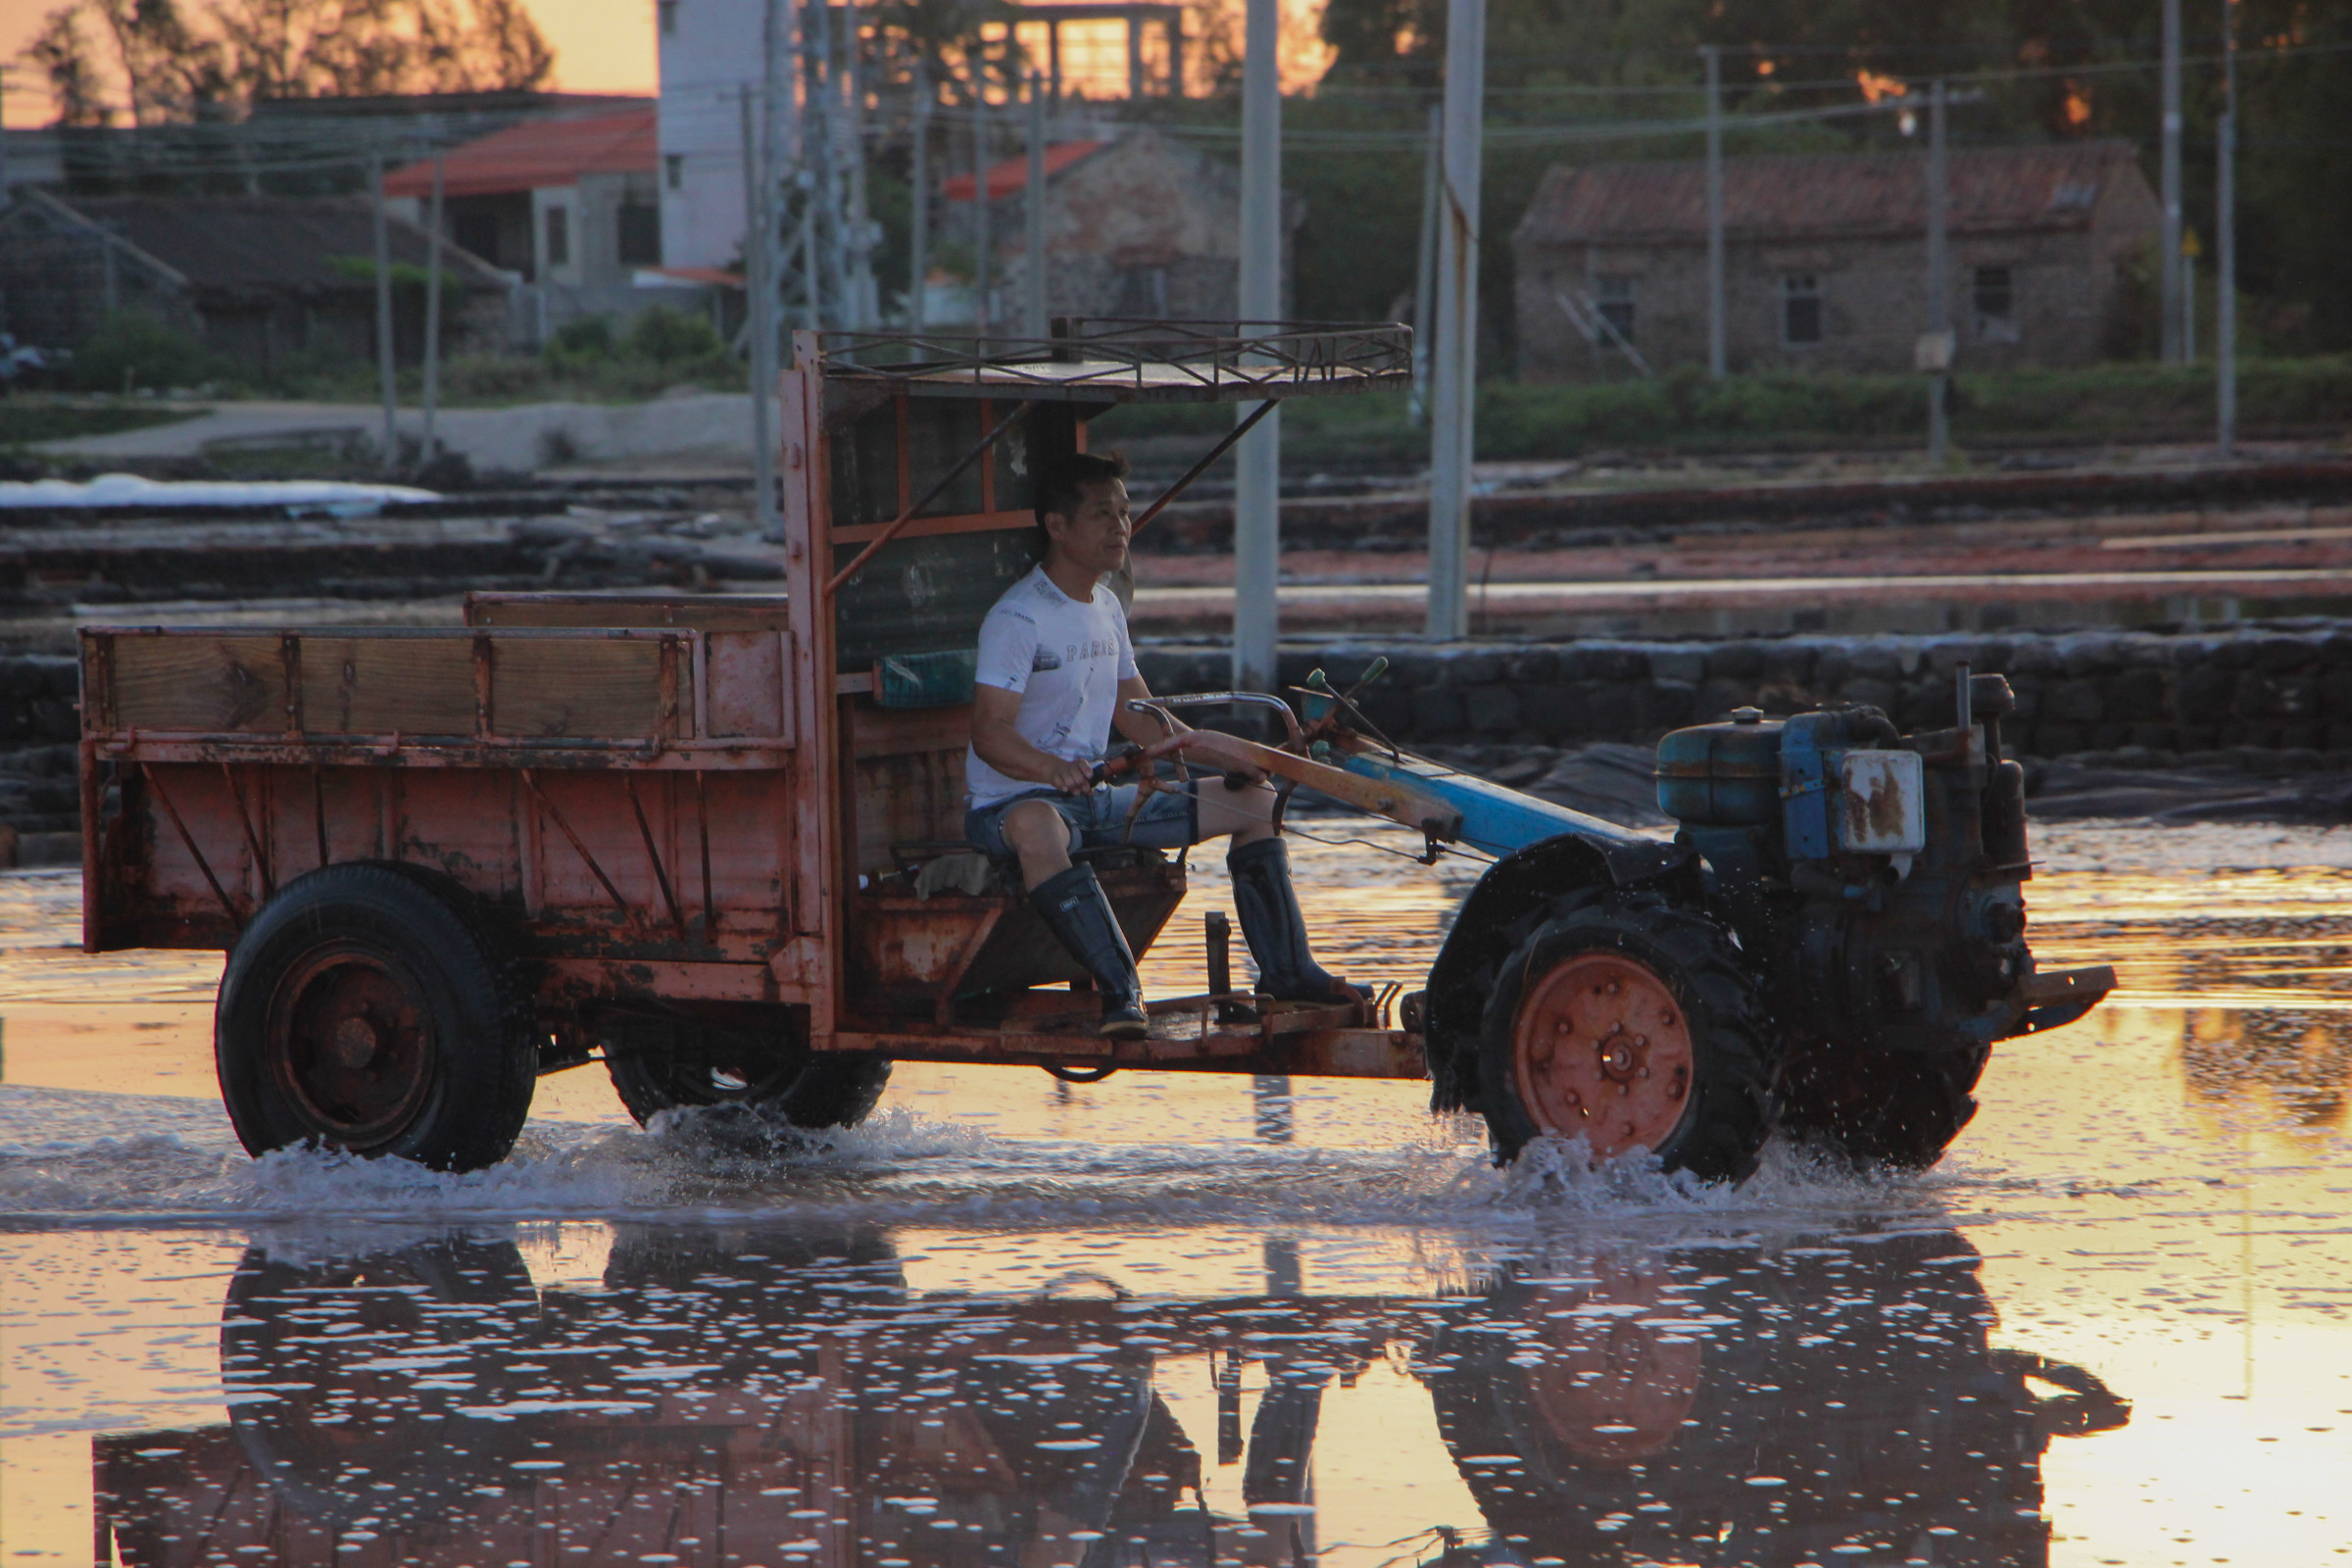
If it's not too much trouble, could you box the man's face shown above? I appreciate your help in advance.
[1045,479,1132,577]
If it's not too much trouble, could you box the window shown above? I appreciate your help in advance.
[664,154,684,191]
[658,0,678,35]
[544,204,570,269]
[1592,273,1636,343]
[617,202,662,267]
[1973,264,2018,342]
[1782,272,1823,346]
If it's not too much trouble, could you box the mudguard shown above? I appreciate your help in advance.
[1420,830,1701,1113]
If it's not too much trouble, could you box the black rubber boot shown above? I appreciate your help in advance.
[1028,864,1150,1039]
[1226,837,1368,1004]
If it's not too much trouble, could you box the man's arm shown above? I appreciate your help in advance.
[971,682,1095,794]
[1111,673,1180,749]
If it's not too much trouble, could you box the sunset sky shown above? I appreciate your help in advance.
[0,0,664,126]
[2,0,1332,127]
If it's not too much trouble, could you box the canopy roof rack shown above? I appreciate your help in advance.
[813,318,1411,403]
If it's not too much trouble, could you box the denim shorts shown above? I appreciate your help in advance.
[964,781,1202,862]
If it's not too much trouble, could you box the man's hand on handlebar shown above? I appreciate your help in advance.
[1048,755,1097,794]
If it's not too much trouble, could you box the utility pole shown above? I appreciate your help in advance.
[909,62,930,331]
[2217,0,2238,459]
[369,154,397,474]
[1703,44,1725,379]
[2160,0,2183,362]
[1409,103,1440,425]
[421,156,445,469]
[1025,70,1048,337]
[1926,78,1950,466]
[742,85,779,537]
[845,5,877,328]
[972,86,991,341]
[1426,0,1487,642]
[1234,0,1282,691]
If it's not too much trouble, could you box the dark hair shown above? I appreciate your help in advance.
[1034,449,1131,529]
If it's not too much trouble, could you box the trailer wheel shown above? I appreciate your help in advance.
[604,1014,890,1131]
[216,863,535,1172]
[1478,890,1776,1182]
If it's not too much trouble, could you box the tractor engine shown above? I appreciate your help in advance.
[1653,671,2037,1164]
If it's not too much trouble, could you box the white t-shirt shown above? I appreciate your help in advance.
[966,565,1140,808]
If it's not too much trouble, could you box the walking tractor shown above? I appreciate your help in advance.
[76,321,2113,1179]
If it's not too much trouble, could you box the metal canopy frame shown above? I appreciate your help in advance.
[815,319,1412,403]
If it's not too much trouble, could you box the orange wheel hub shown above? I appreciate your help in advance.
[1512,951,1694,1157]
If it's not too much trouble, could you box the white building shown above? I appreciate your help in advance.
[656,0,767,272]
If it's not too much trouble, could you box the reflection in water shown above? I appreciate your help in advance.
[2182,1007,2352,1128]
[93,1226,2127,1568]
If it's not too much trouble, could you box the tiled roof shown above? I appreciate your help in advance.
[941,140,1107,202]
[1517,139,2143,246]
[45,195,505,293]
[384,106,656,198]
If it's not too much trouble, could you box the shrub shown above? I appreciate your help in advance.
[71,311,214,393]
[623,305,724,366]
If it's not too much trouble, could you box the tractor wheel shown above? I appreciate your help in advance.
[603,1011,890,1130]
[1478,889,1776,1182]
[1779,1046,1985,1170]
[216,863,536,1172]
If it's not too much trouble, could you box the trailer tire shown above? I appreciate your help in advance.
[604,1013,890,1131]
[1478,889,1776,1182]
[216,863,536,1173]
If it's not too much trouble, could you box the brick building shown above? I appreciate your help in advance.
[939,126,1294,327]
[1513,140,2160,381]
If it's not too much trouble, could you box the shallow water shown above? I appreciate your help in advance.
[5,823,2351,1568]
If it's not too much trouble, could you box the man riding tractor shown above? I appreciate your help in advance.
[963,451,1363,1037]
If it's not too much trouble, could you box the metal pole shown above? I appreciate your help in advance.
[370,154,397,474]
[1926,79,1949,467]
[2184,247,2197,365]
[972,89,991,339]
[1234,0,1282,692]
[743,85,779,537]
[1426,0,1486,643]
[2160,0,2183,362]
[1409,103,1440,426]
[847,3,875,328]
[1703,44,1725,379]
[909,61,930,330]
[2217,0,2237,459]
[1025,70,1048,337]
[421,155,444,467]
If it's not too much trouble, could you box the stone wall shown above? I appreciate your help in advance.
[1,654,81,865]
[1136,623,2352,763]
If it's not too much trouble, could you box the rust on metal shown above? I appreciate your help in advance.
[622,772,687,938]
[519,768,636,929]
[142,765,241,931]
[218,761,274,899]
[1513,951,1695,1157]
[694,768,715,939]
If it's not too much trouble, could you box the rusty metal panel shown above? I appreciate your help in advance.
[1836,750,1928,855]
[706,632,785,737]
[110,635,287,733]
